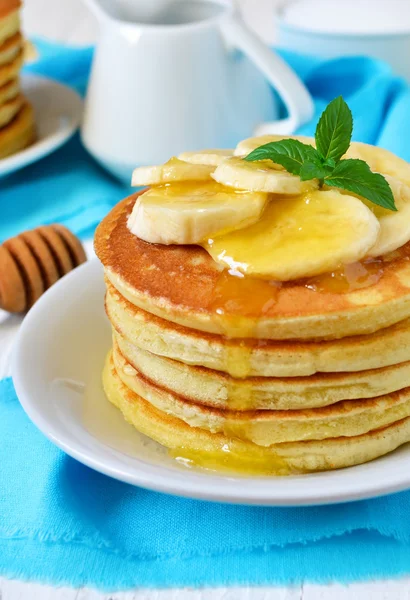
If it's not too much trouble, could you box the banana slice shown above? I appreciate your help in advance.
[212,156,318,195]
[366,175,410,257]
[342,144,410,255]
[234,134,315,157]
[178,149,233,166]
[346,142,410,185]
[204,189,380,280]
[132,157,214,186]
[127,180,268,245]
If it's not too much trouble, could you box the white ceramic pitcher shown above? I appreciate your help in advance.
[81,0,314,183]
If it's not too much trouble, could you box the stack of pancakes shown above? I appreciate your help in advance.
[0,0,35,159]
[95,195,410,475]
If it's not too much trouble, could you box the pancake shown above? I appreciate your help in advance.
[0,101,35,159]
[0,5,19,47]
[106,285,410,377]
[114,330,410,409]
[113,340,410,445]
[103,352,410,475]
[96,195,410,341]
[0,92,22,127]
[0,31,21,66]
[0,0,20,18]
[23,39,38,63]
[0,77,18,104]
[0,48,22,87]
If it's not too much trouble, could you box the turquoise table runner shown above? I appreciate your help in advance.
[3,378,410,589]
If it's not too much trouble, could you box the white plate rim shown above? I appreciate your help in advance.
[11,259,410,506]
[0,73,83,177]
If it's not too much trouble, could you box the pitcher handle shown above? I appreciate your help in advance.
[222,12,314,135]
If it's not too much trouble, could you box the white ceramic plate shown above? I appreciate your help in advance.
[0,73,83,177]
[12,259,410,506]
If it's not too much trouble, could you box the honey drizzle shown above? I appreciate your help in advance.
[169,444,290,476]
[170,256,390,473]
[81,356,290,477]
[208,257,388,326]
[305,258,384,294]
[207,271,273,382]
[204,256,390,411]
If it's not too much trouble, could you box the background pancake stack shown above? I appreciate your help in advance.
[0,0,35,159]
[95,192,410,476]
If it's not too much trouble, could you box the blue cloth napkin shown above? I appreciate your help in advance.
[3,40,410,590]
[3,375,410,589]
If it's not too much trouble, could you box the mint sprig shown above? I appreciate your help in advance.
[244,96,396,211]
[325,159,396,211]
[315,96,353,162]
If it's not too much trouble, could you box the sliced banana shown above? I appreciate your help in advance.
[366,175,410,257]
[346,142,410,185]
[342,144,410,255]
[212,156,318,195]
[127,180,268,245]
[204,189,380,280]
[178,149,233,166]
[131,157,214,187]
[234,134,315,157]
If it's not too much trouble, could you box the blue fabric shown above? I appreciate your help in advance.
[3,40,410,590]
[2,376,410,589]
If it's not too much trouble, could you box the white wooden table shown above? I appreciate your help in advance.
[1,0,408,597]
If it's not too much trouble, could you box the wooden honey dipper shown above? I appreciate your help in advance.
[0,224,87,313]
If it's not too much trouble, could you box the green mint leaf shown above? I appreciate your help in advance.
[315,96,353,163]
[243,99,396,212]
[299,161,330,181]
[325,159,397,211]
[244,139,319,177]
[323,157,336,169]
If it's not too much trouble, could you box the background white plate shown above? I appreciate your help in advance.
[0,73,83,177]
[12,259,410,506]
